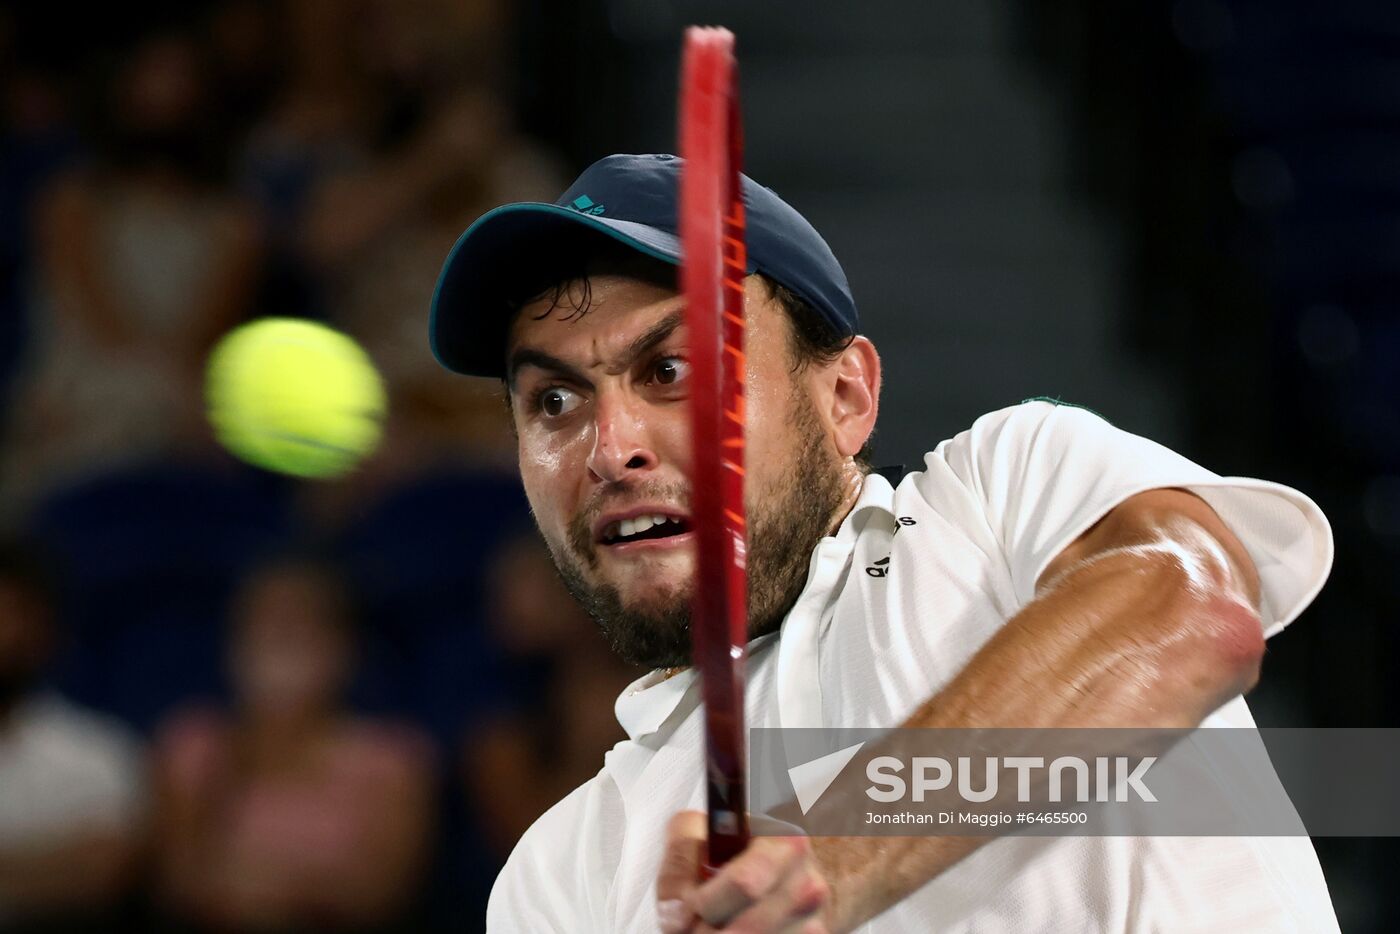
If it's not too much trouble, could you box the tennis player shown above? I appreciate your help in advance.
[430,154,1340,932]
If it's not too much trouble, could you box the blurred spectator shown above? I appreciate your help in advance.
[0,8,84,416]
[239,0,531,285]
[206,0,283,146]
[1,30,260,523]
[323,82,560,480]
[463,533,636,858]
[152,556,434,932]
[0,540,147,928]
[240,0,561,517]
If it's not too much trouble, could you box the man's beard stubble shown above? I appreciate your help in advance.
[550,395,850,669]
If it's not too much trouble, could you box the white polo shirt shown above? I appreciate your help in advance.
[486,400,1339,933]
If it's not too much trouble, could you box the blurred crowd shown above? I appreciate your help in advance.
[0,2,637,930]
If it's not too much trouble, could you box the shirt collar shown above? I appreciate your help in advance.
[775,471,896,729]
[613,471,899,741]
[828,469,897,546]
[614,665,696,742]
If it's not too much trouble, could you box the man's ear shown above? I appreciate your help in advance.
[824,336,880,458]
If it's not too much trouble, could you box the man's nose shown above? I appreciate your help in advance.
[586,393,659,483]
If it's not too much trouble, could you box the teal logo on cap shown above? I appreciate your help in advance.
[570,195,606,216]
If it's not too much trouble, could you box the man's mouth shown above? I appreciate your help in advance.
[598,513,694,546]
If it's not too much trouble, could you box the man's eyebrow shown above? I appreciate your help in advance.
[621,309,685,369]
[506,308,686,391]
[506,349,591,392]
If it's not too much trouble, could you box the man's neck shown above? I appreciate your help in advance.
[825,464,868,538]
[657,468,868,682]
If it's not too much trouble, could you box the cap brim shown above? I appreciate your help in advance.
[429,203,682,378]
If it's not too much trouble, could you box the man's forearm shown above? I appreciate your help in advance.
[815,533,1265,932]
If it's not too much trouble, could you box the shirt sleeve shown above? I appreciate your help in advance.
[921,400,1333,636]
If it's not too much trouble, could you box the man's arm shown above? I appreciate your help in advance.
[658,487,1266,934]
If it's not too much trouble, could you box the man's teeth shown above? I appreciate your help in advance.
[611,515,682,541]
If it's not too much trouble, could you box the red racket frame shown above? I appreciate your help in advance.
[679,26,750,871]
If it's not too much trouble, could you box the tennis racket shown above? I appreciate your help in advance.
[679,25,750,873]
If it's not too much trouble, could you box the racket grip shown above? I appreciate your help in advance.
[704,805,748,877]
[700,839,742,880]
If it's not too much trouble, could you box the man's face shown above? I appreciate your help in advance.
[229,566,352,716]
[506,272,854,668]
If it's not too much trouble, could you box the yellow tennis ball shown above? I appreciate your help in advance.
[205,318,387,479]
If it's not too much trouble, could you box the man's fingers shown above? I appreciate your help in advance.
[689,835,810,926]
[655,817,829,933]
[657,810,707,932]
[702,860,829,933]
[658,811,707,899]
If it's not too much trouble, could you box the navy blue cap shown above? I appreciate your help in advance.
[429,153,858,378]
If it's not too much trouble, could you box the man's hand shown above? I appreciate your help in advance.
[656,812,833,934]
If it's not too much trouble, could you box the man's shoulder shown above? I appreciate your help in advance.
[885,397,1160,546]
[501,766,622,868]
[0,693,148,833]
[489,769,623,930]
[1015,396,1111,423]
[957,397,1114,448]
[907,397,1119,485]
[14,693,144,769]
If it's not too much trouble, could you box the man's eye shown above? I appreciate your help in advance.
[535,386,583,418]
[651,356,689,386]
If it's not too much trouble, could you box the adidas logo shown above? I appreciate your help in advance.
[569,195,606,216]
